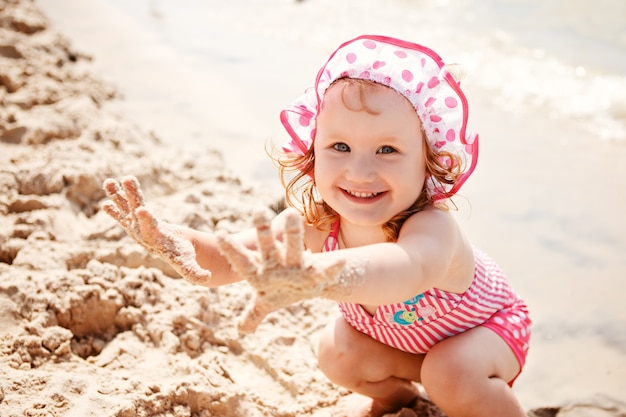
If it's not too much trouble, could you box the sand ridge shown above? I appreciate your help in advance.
[0,1,342,415]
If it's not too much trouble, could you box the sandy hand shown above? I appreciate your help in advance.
[217,208,346,334]
[101,176,212,285]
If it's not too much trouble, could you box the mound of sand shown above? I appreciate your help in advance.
[0,1,343,415]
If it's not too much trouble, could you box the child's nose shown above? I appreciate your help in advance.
[345,155,376,183]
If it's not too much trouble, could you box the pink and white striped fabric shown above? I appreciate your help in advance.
[324,223,531,369]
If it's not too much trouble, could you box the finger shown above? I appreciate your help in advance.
[238,301,272,334]
[121,175,145,211]
[102,178,130,215]
[216,232,258,278]
[101,201,131,228]
[135,207,161,243]
[172,262,212,285]
[283,209,304,268]
[253,209,282,266]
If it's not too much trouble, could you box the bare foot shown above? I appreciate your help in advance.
[333,393,414,417]
[410,395,447,417]
[332,384,446,417]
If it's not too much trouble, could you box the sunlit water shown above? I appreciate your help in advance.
[39,0,626,190]
[106,0,626,138]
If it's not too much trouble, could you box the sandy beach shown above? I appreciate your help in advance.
[1,0,625,416]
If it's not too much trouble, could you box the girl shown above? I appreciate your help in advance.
[103,35,531,417]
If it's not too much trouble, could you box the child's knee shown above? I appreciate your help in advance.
[420,343,475,405]
[317,317,363,383]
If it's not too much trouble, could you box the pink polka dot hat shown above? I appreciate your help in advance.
[280,35,479,200]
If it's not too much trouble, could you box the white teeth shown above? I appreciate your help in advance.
[347,190,379,198]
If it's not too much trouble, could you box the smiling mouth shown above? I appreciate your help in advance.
[343,189,384,199]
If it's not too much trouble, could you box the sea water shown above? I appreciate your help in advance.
[38,0,626,190]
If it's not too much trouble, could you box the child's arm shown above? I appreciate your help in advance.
[102,176,346,333]
[321,209,470,305]
[217,207,467,331]
[101,176,254,287]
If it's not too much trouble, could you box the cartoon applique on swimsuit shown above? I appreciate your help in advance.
[389,294,437,325]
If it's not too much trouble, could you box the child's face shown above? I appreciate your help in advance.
[313,81,427,228]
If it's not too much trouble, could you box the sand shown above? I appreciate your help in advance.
[1,1,625,416]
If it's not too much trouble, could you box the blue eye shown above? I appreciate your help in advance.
[333,143,350,152]
[377,146,396,154]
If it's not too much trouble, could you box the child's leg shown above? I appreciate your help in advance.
[421,326,526,417]
[317,316,425,417]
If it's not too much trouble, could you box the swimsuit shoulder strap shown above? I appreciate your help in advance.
[322,220,340,252]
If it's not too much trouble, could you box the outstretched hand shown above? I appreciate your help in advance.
[217,208,346,334]
[101,176,212,285]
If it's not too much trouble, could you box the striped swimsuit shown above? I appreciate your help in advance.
[323,221,531,373]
